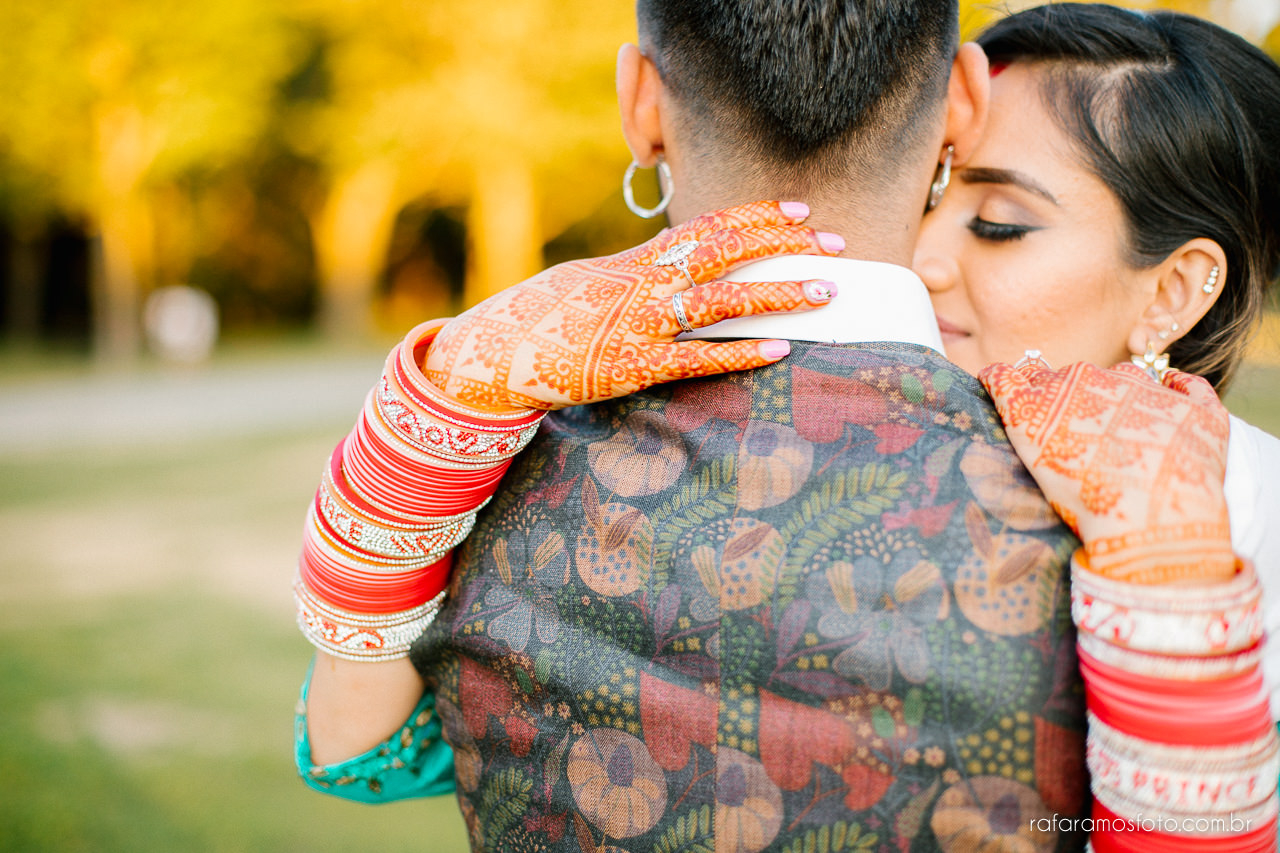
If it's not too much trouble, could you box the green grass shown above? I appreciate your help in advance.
[0,428,468,853]
[0,593,467,853]
[1224,361,1280,437]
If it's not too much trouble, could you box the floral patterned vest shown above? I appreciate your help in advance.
[412,342,1088,852]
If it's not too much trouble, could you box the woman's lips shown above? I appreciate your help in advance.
[934,316,968,338]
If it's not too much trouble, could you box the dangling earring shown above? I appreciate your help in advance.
[1130,340,1171,381]
[622,156,673,219]
[926,145,955,211]
[1202,265,1221,295]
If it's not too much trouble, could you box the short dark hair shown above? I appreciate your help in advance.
[637,0,959,173]
[979,4,1280,392]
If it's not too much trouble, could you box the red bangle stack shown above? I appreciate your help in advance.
[1071,553,1279,850]
[295,319,546,661]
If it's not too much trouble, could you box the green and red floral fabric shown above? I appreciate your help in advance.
[412,341,1089,852]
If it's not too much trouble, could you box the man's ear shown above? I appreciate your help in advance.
[1126,238,1227,357]
[943,42,991,163]
[617,43,667,166]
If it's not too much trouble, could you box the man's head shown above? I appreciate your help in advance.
[619,0,987,254]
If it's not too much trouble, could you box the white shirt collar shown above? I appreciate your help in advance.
[677,255,946,355]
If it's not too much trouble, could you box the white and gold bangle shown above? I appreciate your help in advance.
[1087,713,1280,817]
[293,574,447,662]
[377,374,543,465]
[316,489,476,561]
[1076,632,1264,682]
[305,504,445,571]
[1072,557,1263,657]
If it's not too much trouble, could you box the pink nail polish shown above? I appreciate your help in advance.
[758,340,791,359]
[805,280,837,301]
[779,201,810,219]
[817,232,845,253]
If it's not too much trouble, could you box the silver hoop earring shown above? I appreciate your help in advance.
[926,145,955,212]
[622,157,673,219]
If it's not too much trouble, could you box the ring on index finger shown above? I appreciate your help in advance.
[671,291,695,334]
[654,240,699,288]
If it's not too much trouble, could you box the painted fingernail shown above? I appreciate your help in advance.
[758,339,791,359]
[779,201,810,219]
[805,280,837,302]
[817,232,845,253]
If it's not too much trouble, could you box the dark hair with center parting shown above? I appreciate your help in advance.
[636,0,959,188]
[979,3,1280,391]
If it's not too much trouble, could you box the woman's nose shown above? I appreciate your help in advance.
[912,244,961,294]
[911,249,962,295]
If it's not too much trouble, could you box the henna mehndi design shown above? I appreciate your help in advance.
[980,361,1235,585]
[423,201,841,411]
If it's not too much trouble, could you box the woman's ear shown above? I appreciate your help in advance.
[617,44,667,166]
[1126,238,1227,356]
[943,42,991,164]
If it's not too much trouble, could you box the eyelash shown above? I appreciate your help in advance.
[967,217,1035,243]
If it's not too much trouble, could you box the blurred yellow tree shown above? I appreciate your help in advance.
[960,0,1218,37]
[0,0,1272,356]
[283,0,634,338]
[0,1,299,360]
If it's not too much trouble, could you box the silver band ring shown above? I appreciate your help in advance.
[671,291,695,334]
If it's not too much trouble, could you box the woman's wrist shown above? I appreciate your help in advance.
[1082,525,1236,585]
[303,653,427,766]
[417,317,546,414]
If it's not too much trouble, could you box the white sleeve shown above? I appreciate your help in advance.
[1225,415,1280,719]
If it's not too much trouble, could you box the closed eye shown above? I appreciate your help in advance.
[967,217,1039,243]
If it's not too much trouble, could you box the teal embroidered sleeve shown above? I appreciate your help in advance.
[294,663,456,802]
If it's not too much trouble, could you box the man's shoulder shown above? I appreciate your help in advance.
[542,342,995,431]
[537,343,996,448]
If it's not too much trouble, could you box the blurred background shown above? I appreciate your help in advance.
[0,0,1276,850]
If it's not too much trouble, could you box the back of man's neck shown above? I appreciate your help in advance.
[668,190,922,268]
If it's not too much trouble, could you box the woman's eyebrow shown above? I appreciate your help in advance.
[959,167,1058,205]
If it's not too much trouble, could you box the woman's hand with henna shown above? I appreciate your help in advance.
[423,200,843,411]
[979,361,1235,584]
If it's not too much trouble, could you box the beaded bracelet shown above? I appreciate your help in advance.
[378,358,542,465]
[294,574,449,662]
[308,504,436,570]
[1070,548,1278,850]
[316,488,476,561]
[354,397,518,473]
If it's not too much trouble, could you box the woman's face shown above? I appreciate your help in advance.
[912,64,1155,376]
